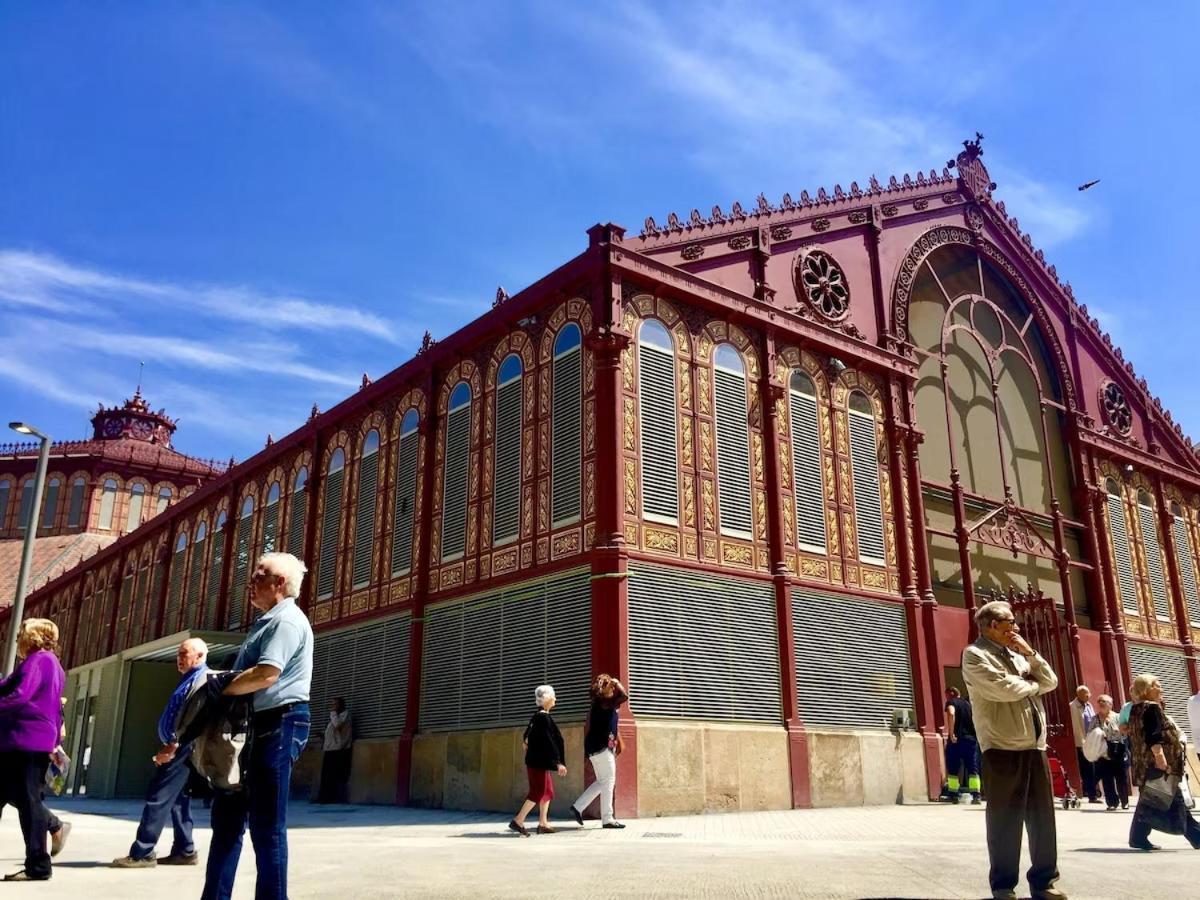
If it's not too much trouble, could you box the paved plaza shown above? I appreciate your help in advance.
[0,798,1193,898]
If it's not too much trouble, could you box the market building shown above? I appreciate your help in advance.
[4,136,1199,815]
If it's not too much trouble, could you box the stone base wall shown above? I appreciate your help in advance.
[410,724,586,816]
[805,728,929,808]
[292,739,403,805]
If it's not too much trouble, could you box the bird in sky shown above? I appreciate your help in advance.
[1077,179,1101,191]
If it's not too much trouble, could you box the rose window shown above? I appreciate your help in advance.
[796,251,850,321]
[1101,381,1132,435]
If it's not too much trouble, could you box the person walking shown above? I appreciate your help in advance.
[1091,694,1128,811]
[111,638,209,868]
[0,618,67,882]
[316,697,352,804]
[1126,673,1200,851]
[962,600,1065,900]
[1068,685,1100,803]
[944,687,981,804]
[569,674,628,828]
[509,685,566,836]
[190,551,313,900]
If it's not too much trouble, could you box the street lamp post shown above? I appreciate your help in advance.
[4,422,52,676]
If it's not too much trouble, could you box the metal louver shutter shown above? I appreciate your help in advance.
[1127,644,1193,733]
[262,502,280,553]
[317,468,344,597]
[638,343,679,522]
[205,533,223,629]
[441,406,470,561]
[67,481,84,528]
[848,411,886,565]
[1173,518,1200,626]
[714,369,753,537]
[116,577,134,636]
[493,379,522,544]
[1138,504,1172,621]
[627,562,781,722]
[391,432,419,574]
[793,590,914,728]
[1108,495,1140,614]
[228,516,252,627]
[420,568,591,731]
[132,565,151,641]
[789,390,826,553]
[41,482,60,529]
[551,349,582,525]
[352,451,379,588]
[164,548,186,633]
[308,612,412,744]
[287,491,306,557]
[185,537,205,626]
[148,563,164,639]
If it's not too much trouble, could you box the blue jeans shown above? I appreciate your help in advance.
[130,750,194,859]
[202,704,310,900]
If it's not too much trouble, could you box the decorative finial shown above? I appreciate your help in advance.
[417,331,437,356]
[493,286,509,308]
[310,403,320,420]
[265,433,274,447]
[361,373,372,389]
[135,361,145,397]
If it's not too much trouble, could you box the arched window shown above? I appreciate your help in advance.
[165,530,189,633]
[351,431,380,588]
[262,482,282,553]
[714,343,752,538]
[287,468,308,556]
[316,449,346,598]
[493,355,523,545]
[551,324,583,526]
[1106,480,1140,615]
[1137,489,1171,621]
[98,478,119,530]
[126,483,146,532]
[205,511,228,628]
[0,479,11,530]
[1170,503,1200,627]
[638,320,678,524]
[67,476,86,528]
[156,486,173,514]
[847,391,886,566]
[391,411,420,576]
[789,372,826,553]
[441,384,472,562]
[41,477,62,530]
[186,521,207,625]
[229,496,255,627]
[17,478,36,532]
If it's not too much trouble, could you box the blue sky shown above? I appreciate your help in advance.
[2,1,1197,462]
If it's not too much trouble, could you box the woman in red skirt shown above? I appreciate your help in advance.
[509,685,567,836]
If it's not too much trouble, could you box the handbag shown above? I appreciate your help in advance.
[1083,727,1107,763]
[45,747,71,797]
[1106,739,1127,763]
[1139,769,1181,813]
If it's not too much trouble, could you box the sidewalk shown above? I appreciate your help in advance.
[0,798,1193,898]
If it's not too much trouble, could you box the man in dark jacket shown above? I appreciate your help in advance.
[111,638,208,868]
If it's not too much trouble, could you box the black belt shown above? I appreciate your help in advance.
[252,701,307,730]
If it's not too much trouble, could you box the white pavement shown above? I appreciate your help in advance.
[0,798,1194,899]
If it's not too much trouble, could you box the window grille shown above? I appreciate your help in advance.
[1137,495,1172,622]
[40,478,61,530]
[638,321,679,523]
[789,372,826,553]
[126,484,145,532]
[164,532,188,634]
[714,344,753,538]
[156,487,172,515]
[493,357,523,545]
[551,326,582,526]
[0,480,9,528]
[441,384,471,562]
[186,524,206,627]
[1106,483,1140,615]
[228,497,255,628]
[67,478,85,528]
[205,512,227,629]
[848,394,886,565]
[99,479,118,530]
[1172,513,1200,626]
[352,433,380,588]
[1128,643,1192,729]
[391,413,419,575]
[18,482,35,531]
[317,451,346,598]
[287,468,308,557]
[262,483,281,553]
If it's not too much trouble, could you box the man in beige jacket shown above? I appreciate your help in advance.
[962,600,1065,900]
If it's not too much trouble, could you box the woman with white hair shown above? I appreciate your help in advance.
[1126,672,1200,850]
[0,618,67,881]
[508,685,566,836]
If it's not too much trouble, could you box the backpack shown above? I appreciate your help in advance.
[1083,725,1107,763]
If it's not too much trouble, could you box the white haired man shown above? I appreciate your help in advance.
[201,552,313,900]
[962,600,1065,900]
[112,638,209,868]
[1068,684,1100,803]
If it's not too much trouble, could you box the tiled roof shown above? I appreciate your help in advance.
[0,437,225,477]
[0,533,117,607]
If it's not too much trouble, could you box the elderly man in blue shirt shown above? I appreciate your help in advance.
[111,637,209,868]
[202,551,313,900]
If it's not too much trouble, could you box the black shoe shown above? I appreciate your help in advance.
[159,851,198,866]
[569,806,583,826]
[602,821,626,829]
[1121,803,1129,810]
[508,820,530,837]
[1129,840,1160,851]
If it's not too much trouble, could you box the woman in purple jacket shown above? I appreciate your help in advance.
[0,618,67,882]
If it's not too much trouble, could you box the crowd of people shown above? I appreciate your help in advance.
[2,570,1199,898]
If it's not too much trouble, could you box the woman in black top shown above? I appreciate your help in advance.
[1126,673,1200,850]
[508,685,566,836]
[569,674,628,829]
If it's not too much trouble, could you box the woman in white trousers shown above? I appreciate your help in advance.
[570,674,628,829]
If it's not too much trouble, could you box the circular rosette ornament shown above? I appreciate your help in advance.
[1101,381,1132,435]
[795,250,850,321]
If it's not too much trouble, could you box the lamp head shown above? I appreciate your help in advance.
[8,422,47,440]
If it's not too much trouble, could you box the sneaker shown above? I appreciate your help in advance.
[602,821,627,829]
[569,805,584,826]
[50,821,71,857]
[111,854,157,868]
[1032,889,1068,900]
[1121,803,1129,810]
[507,820,530,837]
[159,851,198,866]
[4,870,49,882]
[536,824,556,834]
